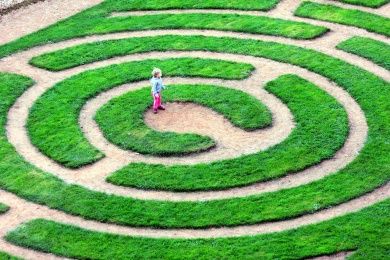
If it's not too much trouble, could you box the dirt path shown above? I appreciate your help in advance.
[4,51,368,201]
[0,0,389,258]
[0,0,103,44]
[0,183,388,239]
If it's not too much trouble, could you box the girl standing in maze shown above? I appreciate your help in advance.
[150,68,166,114]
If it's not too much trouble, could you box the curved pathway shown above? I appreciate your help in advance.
[0,0,389,258]
[5,50,367,201]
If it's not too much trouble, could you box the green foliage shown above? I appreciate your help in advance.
[95,84,271,156]
[0,35,388,228]
[336,0,389,8]
[337,36,390,70]
[295,1,390,36]
[27,58,254,168]
[6,200,390,259]
[108,75,348,191]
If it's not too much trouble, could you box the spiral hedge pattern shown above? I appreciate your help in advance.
[0,0,389,259]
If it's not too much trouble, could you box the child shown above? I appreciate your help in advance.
[150,68,166,114]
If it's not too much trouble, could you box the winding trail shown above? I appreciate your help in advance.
[0,183,389,239]
[0,0,389,259]
[5,51,368,201]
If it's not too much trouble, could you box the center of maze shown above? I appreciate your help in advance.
[0,0,389,259]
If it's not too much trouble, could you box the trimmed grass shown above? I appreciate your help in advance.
[0,0,327,60]
[5,200,390,259]
[337,0,390,8]
[0,203,9,214]
[95,84,271,156]
[0,35,389,228]
[0,252,21,260]
[295,1,390,37]
[102,0,281,11]
[337,36,390,70]
[94,13,328,40]
[108,75,348,191]
[27,58,254,168]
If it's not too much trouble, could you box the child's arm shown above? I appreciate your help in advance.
[162,80,167,90]
[152,81,158,96]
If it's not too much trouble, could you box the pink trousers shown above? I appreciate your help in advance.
[152,93,162,110]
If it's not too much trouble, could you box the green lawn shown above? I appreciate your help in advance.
[0,0,388,257]
[95,84,271,156]
[27,58,254,168]
[92,13,328,39]
[108,75,348,191]
[0,203,9,214]
[0,0,326,60]
[0,252,21,260]
[337,0,389,7]
[0,35,388,228]
[337,36,390,70]
[102,0,281,11]
[6,199,390,259]
[295,1,390,36]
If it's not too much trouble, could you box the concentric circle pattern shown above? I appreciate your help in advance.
[0,0,389,259]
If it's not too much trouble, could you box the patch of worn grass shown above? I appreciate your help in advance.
[27,58,254,168]
[108,75,348,191]
[0,34,389,229]
[295,1,390,36]
[6,200,390,259]
[95,84,271,156]
[337,36,390,70]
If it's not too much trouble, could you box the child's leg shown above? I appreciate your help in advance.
[157,94,161,108]
[153,94,160,111]
[158,94,165,109]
